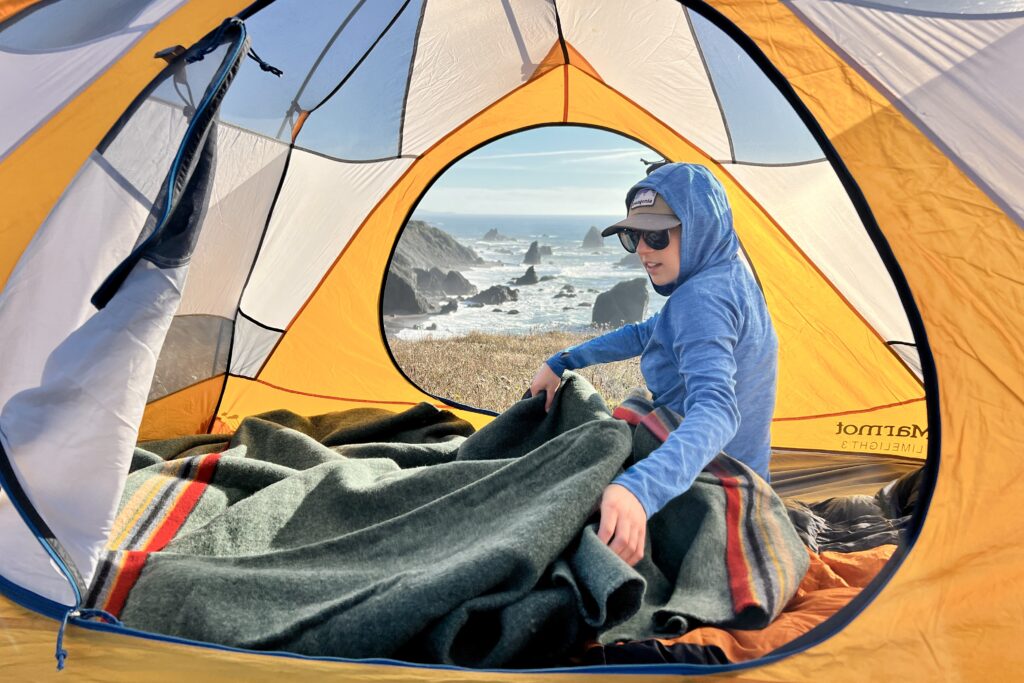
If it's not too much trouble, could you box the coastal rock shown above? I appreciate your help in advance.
[512,266,539,286]
[553,291,576,299]
[592,278,648,327]
[440,299,458,315]
[443,270,476,296]
[388,251,416,283]
[468,285,518,306]
[507,310,520,315]
[397,220,484,271]
[426,323,438,331]
[539,275,556,282]
[560,284,575,293]
[616,253,643,269]
[383,271,434,315]
[482,228,513,241]
[523,241,542,265]
[415,266,447,293]
[582,226,604,249]
[539,245,553,256]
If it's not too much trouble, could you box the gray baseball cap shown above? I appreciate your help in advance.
[601,188,681,236]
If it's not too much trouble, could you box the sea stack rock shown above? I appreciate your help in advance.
[592,278,648,326]
[512,266,539,286]
[539,245,553,256]
[482,228,512,241]
[467,285,519,306]
[443,270,476,296]
[383,271,434,315]
[616,253,643,269]
[582,226,604,249]
[523,241,542,265]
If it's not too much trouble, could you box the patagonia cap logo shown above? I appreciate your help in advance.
[631,189,657,209]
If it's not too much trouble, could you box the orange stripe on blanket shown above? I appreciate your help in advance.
[146,453,220,551]
[708,460,758,615]
[102,453,221,616]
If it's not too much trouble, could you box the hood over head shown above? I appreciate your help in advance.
[623,163,739,296]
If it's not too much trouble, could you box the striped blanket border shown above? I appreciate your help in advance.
[85,452,220,616]
[612,390,800,620]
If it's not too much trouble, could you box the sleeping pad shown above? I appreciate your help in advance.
[85,373,807,667]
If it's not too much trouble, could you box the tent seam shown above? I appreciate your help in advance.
[397,0,427,156]
[684,6,735,163]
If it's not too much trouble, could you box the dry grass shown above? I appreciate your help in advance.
[388,330,645,413]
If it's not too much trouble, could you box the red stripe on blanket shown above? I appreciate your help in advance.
[102,453,221,617]
[611,405,643,425]
[710,462,758,615]
[639,412,671,442]
[103,551,148,617]
[146,453,220,551]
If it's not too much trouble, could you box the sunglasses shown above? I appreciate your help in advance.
[617,228,671,253]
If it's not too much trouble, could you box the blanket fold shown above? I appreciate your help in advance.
[87,373,808,667]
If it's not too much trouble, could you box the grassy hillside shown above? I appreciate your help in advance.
[388,330,644,413]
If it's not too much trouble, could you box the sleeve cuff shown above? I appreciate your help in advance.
[545,350,572,377]
[610,474,654,519]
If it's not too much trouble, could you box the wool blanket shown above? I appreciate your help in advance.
[86,373,807,667]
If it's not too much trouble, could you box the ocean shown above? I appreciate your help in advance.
[391,211,668,340]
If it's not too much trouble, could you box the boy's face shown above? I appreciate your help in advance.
[636,226,681,286]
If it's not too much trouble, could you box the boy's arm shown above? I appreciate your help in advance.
[545,312,660,376]
[612,293,741,517]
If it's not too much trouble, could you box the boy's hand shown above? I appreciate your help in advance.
[529,363,562,412]
[597,484,646,566]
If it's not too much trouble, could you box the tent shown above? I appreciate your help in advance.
[1,0,1021,679]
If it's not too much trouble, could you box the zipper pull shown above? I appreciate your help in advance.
[55,608,78,671]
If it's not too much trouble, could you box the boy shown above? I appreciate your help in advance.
[530,163,778,566]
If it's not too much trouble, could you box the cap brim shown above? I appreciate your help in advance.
[600,213,681,237]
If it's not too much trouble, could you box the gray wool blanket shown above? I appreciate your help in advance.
[86,373,807,667]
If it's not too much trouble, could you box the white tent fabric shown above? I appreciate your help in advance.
[240,151,414,329]
[102,99,190,203]
[559,0,731,160]
[401,0,556,156]
[0,150,188,602]
[229,314,282,378]
[788,0,1024,225]
[0,261,186,605]
[0,0,187,161]
[178,124,289,318]
[0,154,152,412]
[724,160,915,350]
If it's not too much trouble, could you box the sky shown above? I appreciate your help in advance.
[416,127,658,217]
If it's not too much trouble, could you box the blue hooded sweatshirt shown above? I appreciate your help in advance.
[545,163,778,517]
